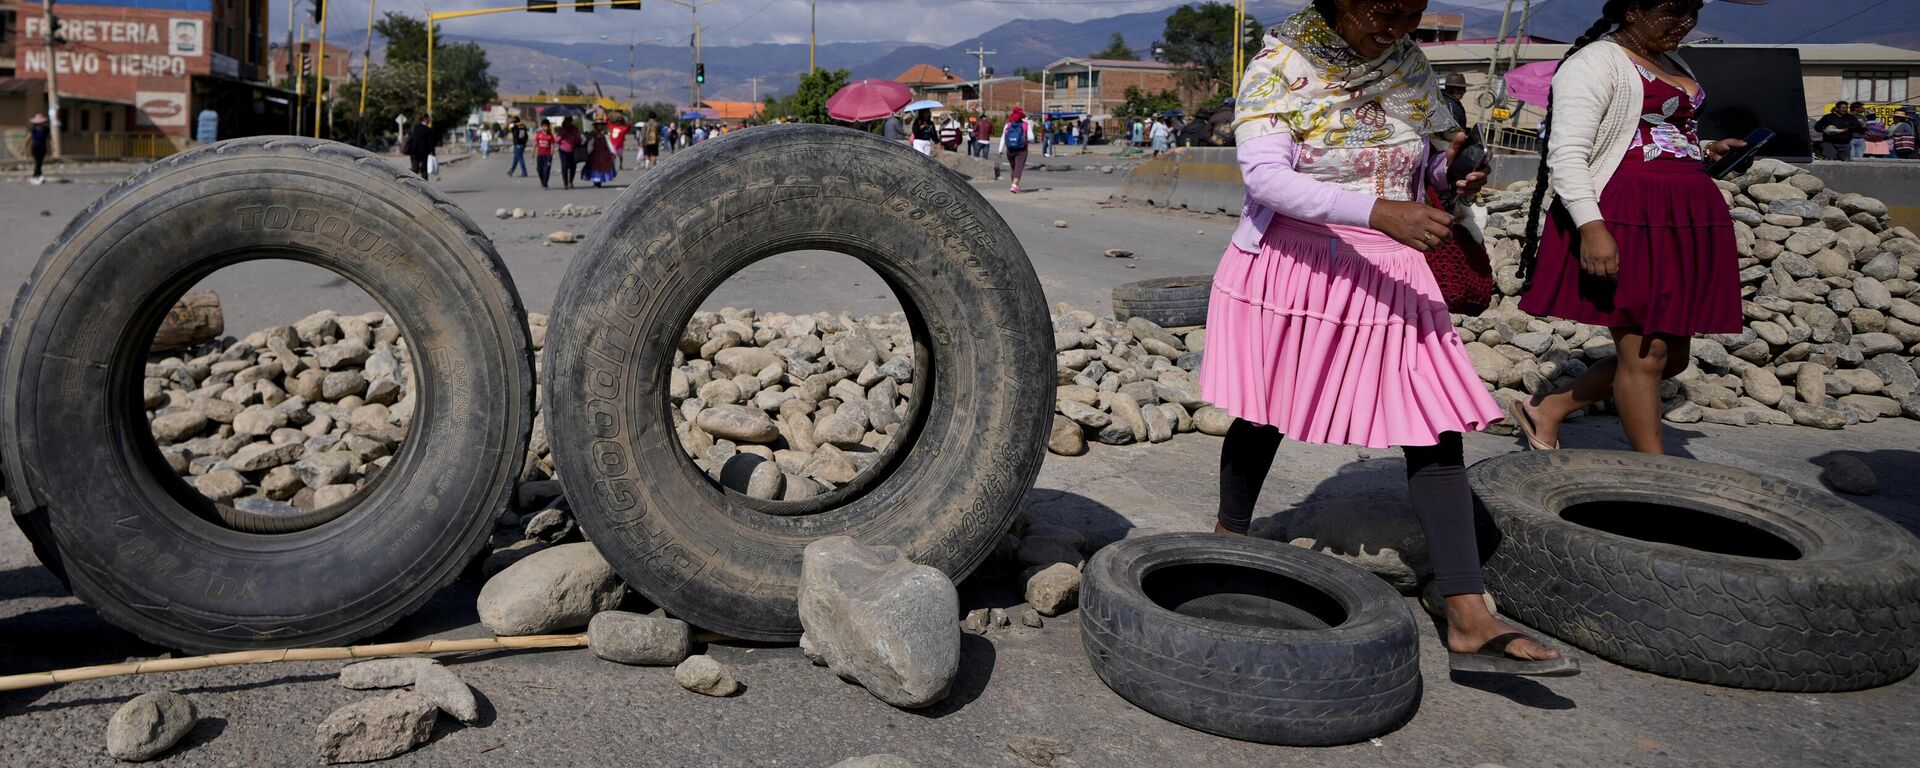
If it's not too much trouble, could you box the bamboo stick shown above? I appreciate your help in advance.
[0,634,588,693]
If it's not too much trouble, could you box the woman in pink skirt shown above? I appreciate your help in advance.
[1510,0,1744,454]
[1202,0,1574,677]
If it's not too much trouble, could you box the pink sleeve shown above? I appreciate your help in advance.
[1239,134,1376,228]
[1425,145,1450,195]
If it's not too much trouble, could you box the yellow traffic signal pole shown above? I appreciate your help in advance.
[315,0,329,138]
[359,0,375,119]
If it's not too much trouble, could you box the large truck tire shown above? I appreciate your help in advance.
[1080,533,1422,746]
[546,124,1052,642]
[0,137,534,652]
[1473,450,1920,691]
[1111,275,1211,328]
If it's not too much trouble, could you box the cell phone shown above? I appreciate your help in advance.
[1446,127,1488,191]
[1707,127,1776,179]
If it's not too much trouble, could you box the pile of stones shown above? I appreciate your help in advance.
[1469,158,1920,429]
[493,203,606,219]
[143,310,417,512]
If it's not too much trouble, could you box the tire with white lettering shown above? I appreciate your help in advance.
[547,124,1052,641]
[0,137,533,652]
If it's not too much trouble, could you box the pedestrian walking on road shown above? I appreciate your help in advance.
[911,110,936,155]
[556,117,583,190]
[1002,107,1034,193]
[971,114,993,158]
[584,120,618,187]
[479,125,493,158]
[1512,0,1745,456]
[405,115,436,180]
[508,117,530,177]
[1203,0,1573,677]
[643,118,661,169]
[24,113,51,185]
[534,121,556,189]
[1149,116,1170,157]
[608,119,629,170]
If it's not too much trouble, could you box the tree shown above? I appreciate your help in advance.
[1115,85,1183,122]
[1012,67,1043,84]
[628,101,679,123]
[558,83,585,97]
[1161,2,1261,98]
[330,12,496,144]
[761,67,850,124]
[1093,32,1137,61]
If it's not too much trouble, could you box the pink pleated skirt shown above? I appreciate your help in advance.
[1198,216,1504,448]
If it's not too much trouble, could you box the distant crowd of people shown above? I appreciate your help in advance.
[1813,100,1917,161]
[397,112,760,186]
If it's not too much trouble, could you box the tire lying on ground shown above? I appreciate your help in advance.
[0,137,534,652]
[1111,275,1211,329]
[546,124,1052,642]
[1473,450,1920,691]
[1080,532,1421,746]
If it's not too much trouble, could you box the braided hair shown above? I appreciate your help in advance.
[1517,0,1665,284]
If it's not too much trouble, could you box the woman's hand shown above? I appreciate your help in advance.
[1371,200,1454,253]
[1704,138,1747,162]
[1445,132,1491,197]
[1577,221,1620,280]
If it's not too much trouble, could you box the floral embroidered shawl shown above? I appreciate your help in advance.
[1233,6,1459,200]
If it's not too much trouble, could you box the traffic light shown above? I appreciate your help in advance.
[311,0,324,24]
[610,0,642,8]
[576,0,592,12]
[529,0,557,12]
[695,63,705,85]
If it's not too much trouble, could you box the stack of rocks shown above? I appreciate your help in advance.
[1465,158,1920,429]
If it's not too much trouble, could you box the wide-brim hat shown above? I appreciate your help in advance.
[1443,72,1469,89]
[30,113,48,125]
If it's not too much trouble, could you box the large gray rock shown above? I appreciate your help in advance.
[1820,455,1877,495]
[477,542,626,635]
[1250,493,1429,593]
[106,690,197,762]
[314,691,437,764]
[588,611,691,666]
[797,536,960,709]
[1025,562,1082,617]
[674,655,740,697]
[338,658,437,690]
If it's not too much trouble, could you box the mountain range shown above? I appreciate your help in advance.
[339,1,1920,107]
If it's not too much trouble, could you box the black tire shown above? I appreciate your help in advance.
[1080,533,1421,746]
[1111,275,1211,328]
[1473,450,1920,691]
[0,137,534,652]
[546,124,1052,642]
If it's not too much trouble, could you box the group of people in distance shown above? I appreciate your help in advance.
[1814,100,1918,161]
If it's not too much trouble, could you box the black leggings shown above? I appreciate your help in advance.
[1217,418,1485,596]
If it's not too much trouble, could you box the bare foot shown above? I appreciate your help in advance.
[1519,396,1564,450]
[1214,523,1246,536]
[1443,594,1560,661]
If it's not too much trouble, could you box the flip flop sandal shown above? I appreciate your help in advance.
[1507,399,1559,451]
[1449,632,1582,677]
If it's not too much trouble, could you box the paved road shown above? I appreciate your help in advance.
[2,148,1919,766]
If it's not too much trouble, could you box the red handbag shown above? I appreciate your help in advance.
[1421,188,1494,316]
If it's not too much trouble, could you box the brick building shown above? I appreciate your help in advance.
[1037,57,1204,119]
[923,74,1042,116]
[4,0,284,154]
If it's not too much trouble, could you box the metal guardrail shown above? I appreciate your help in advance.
[1486,125,1541,154]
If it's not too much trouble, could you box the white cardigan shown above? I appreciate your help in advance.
[1546,39,1701,228]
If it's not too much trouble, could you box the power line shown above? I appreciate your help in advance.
[1770,0,1892,47]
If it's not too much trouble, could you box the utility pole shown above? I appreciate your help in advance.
[286,0,297,132]
[692,12,701,107]
[41,0,62,157]
[809,0,816,73]
[968,46,994,114]
[359,0,375,131]
[1506,0,1535,80]
[747,76,763,104]
[1481,0,1516,125]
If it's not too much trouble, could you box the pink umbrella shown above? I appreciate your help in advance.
[1503,60,1558,106]
[827,79,912,122]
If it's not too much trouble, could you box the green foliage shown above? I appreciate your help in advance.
[1012,67,1043,84]
[1115,86,1183,122]
[330,13,496,144]
[627,101,679,123]
[557,83,586,97]
[760,67,851,124]
[1161,2,1261,97]
[1093,32,1137,61]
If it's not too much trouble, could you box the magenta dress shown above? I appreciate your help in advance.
[1198,157,1503,449]
[1520,68,1742,336]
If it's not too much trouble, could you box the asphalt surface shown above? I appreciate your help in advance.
[2,147,1919,767]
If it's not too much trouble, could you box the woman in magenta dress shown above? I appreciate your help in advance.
[583,120,619,187]
[1202,0,1574,676]
[1509,0,1745,454]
